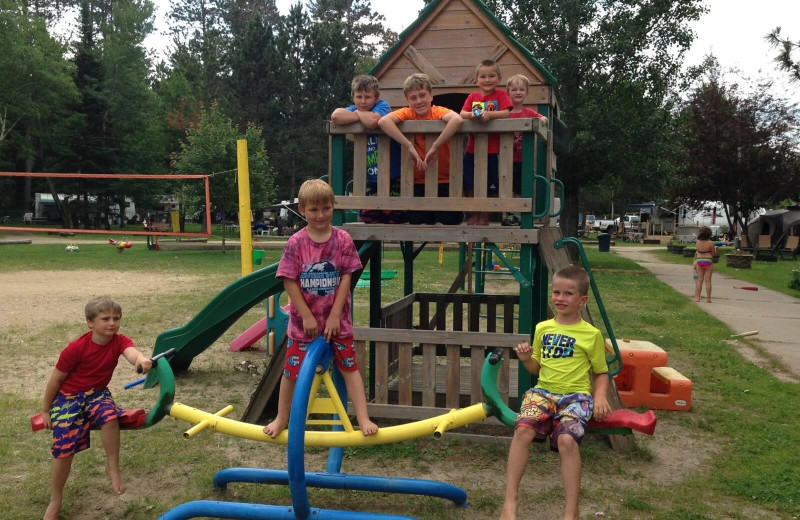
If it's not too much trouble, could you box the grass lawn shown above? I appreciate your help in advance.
[0,239,797,519]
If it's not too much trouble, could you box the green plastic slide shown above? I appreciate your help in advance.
[143,262,284,389]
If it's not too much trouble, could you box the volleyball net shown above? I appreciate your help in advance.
[0,172,212,238]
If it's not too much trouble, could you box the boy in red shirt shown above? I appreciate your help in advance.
[378,73,464,225]
[504,73,548,225]
[460,59,512,225]
[41,297,152,520]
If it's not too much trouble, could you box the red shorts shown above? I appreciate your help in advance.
[283,337,358,380]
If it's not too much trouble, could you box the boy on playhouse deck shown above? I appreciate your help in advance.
[500,266,611,520]
[330,74,404,224]
[264,179,378,439]
[41,296,152,520]
[460,59,512,226]
[378,73,464,225]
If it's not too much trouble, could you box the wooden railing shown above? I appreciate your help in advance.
[348,292,526,421]
[326,118,550,217]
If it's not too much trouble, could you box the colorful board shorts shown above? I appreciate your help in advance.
[50,388,123,458]
[515,388,594,452]
[696,259,713,269]
[284,337,358,380]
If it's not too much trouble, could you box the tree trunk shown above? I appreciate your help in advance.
[221,200,227,252]
[46,178,73,228]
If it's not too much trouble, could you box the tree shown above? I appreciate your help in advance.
[767,27,800,85]
[306,0,397,65]
[172,102,276,246]
[676,58,800,239]
[166,0,228,104]
[486,0,706,237]
[0,0,79,212]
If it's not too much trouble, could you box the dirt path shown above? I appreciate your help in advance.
[616,246,800,382]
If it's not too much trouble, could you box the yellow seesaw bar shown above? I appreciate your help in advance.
[169,402,491,447]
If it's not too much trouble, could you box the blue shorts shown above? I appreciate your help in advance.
[50,388,122,458]
[463,153,499,195]
[515,388,593,452]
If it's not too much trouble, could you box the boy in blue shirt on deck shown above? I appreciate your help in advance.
[331,75,404,224]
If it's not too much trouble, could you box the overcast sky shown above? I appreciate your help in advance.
[145,0,800,103]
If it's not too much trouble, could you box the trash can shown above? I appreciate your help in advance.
[598,233,611,253]
[252,249,265,265]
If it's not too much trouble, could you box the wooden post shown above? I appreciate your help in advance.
[236,140,253,276]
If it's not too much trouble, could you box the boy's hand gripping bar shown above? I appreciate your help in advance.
[136,348,177,374]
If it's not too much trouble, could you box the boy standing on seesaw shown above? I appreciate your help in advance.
[330,74,405,224]
[460,59,512,226]
[378,73,464,225]
[264,179,378,438]
[500,266,611,520]
[41,296,152,520]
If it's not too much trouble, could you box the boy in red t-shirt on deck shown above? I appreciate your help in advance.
[41,297,152,520]
[460,59,512,226]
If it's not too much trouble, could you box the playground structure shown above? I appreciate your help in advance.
[133,114,647,517]
[96,334,653,519]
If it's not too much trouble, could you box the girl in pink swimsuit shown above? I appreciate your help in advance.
[693,226,718,302]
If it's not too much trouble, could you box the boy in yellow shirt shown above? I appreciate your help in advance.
[500,266,611,520]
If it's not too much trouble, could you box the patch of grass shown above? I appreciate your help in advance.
[622,494,655,511]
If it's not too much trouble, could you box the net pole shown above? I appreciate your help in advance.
[237,139,253,276]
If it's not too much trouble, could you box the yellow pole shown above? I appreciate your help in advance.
[237,139,253,276]
[438,242,444,266]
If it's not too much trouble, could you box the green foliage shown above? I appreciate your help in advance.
[789,269,800,290]
[0,0,79,209]
[486,0,706,236]
[172,102,276,230]
[766,27,800,84]
[675,57,800,235]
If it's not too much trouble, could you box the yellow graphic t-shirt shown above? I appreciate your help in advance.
[532,318,608,395]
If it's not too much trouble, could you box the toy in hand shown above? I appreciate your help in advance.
[108,238,132,253]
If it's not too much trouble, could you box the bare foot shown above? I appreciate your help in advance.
[359,418,379,436]
[43,498,61,520]
[263,418,287,439]
[106,465,125,495]
[707,298,712,303]
[692,297,700,302]
[499,499,518,520]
